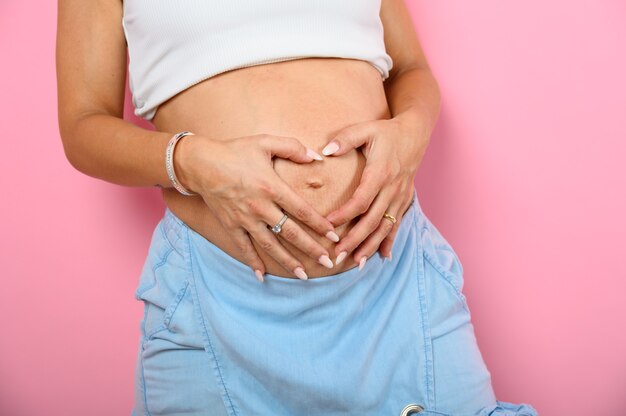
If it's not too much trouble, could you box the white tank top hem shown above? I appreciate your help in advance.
[122,0,394,121]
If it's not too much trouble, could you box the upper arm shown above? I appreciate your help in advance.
[380,0,432,80]
[56,0,127,136]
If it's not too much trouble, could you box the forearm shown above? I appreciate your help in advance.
[384,67,442,136]
[61,113,195,190]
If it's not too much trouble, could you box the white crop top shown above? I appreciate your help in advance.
[121,0,394,121]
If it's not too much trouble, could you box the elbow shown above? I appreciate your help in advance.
[61,139,80,172]
[61,141,83,175]
[57,109,102,173]
[57,117,83,173]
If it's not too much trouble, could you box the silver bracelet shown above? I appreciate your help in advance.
[165,131,198,196]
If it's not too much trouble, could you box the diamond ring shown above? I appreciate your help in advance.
[270,213,289,234]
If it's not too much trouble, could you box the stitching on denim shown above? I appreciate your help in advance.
[143,278,190,339]
[135,247,174,300]
[493,401,539,416]
[139,344,152,416]
[160,220,183,255]
[184,226,237,416]
[159,220,171,247]
[420,405,538,416]
[137,217,180,416]
[163,280,189,330]
[144,297,165,339]
[422,234,465,286]
[422,249,470,313]
[413,209,435,409]
[420,410,455,415]
[146,326,168,340]
[152,247,173,272]
[422,250,463,294]
[139,298,150,340]
[145,280,190,339]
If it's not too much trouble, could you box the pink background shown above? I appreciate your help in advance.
[1,1,625,415]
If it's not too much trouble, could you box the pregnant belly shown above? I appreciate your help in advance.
[152,57,392,278]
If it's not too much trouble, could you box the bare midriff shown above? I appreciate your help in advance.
[152,57,393,279]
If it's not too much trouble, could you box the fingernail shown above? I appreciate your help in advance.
[254,269,264,283]
[335,250,348,265]
[325,230,340,242]
[358,256,367,271]
[318,254,334,269]
[306,147,324,161]
[322,142,339,156]
[294,266,308,280]
[388,252,393,262]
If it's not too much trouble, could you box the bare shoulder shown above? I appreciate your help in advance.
[56,0,127,134]
[380,0,432,80]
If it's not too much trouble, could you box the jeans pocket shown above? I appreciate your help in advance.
[419,213,469,313]
[136,221,192,341]
[418,215,500,414]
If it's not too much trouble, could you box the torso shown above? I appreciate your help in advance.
[152,57,392,278]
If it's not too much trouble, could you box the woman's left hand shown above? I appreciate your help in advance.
[320,111,431,266]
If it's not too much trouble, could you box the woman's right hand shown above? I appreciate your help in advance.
[174,133,340,281]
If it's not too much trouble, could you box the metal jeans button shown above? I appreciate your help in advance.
[400,403,425,415]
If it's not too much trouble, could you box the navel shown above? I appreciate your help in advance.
[306,179,324,189]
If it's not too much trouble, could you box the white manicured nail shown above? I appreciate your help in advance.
[335,251,348,265]
[294,266,308,280]
[325,230,340,242]
[322,142,339,156]
[306,148,324,161]
[254,269,264,283]
[358,256,367,271]
[318,254,334,269]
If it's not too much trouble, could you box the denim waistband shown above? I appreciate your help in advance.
[160,188,422,284]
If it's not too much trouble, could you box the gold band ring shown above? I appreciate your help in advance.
[382,212,397,224]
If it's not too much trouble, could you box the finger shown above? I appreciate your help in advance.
[248,198,334,269]
[230,227,267,283]
[326,164,386,227]
[378,222,400,262]
[246,220,310,280]
[379,196,413,259]
[258,134,324,163]
[268,174,340,242]
[321,121,376,157]
[332,185,394,265]
[352,196,405,265]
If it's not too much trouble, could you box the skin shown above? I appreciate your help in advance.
[56,0,440,281]
[322,0,442,268]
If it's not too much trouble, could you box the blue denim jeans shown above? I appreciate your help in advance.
[131,190,539,416]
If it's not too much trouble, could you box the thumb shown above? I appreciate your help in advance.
[321,122,375,157]
[259,134,324,163]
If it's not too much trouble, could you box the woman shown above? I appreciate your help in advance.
[56,0,539,415]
